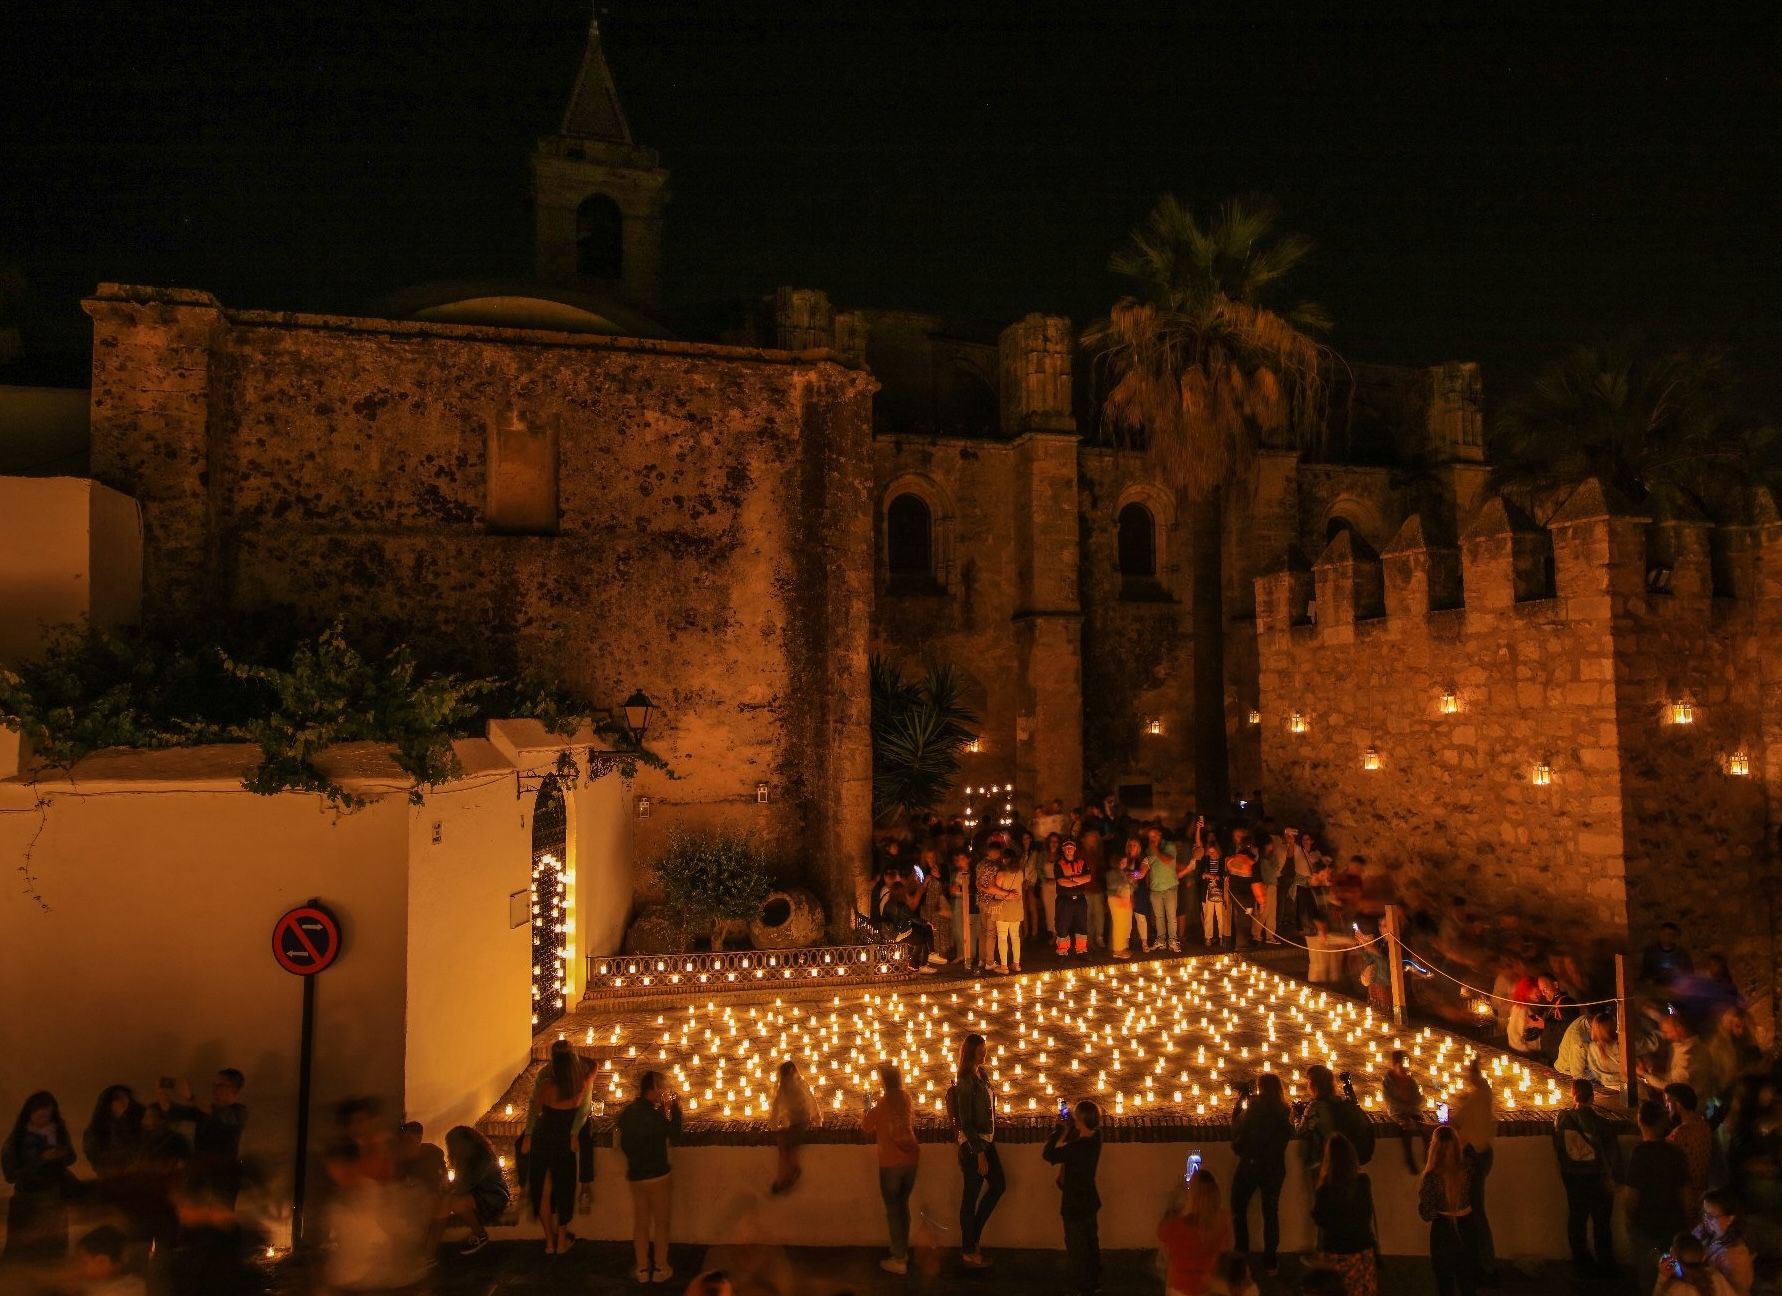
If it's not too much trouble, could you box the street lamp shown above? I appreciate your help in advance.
[622,690,654,745]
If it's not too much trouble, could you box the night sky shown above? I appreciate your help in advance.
[7,2,1778,411]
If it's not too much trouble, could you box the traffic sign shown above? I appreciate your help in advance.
[272,904,341,976]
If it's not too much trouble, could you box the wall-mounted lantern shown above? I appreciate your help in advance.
[622,690,655,744]
[966,736,982,754]
[1439,690,1460,715]
[1531,760,1553,786]
[1728,750,1751,777]
[1288,711,1309,734]
[1147,719,1164,736]
[1362,746,1381,771]
[1247,709,1261,726]
[1666,701,1696,726]
[756,782,771,804]
[636,795,652,818]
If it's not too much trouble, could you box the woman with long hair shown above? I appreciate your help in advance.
[1157,1167,1232,1296]
[82,1084,144,1179]
[1311,1132,1377,1295]
[862,1064,920,1274]
[2,1091,79,1261]
[440,1125,508,1254]
[947,1032,1003,1268]
[1419,1125,1480,1296]
[1230,1071,1293,1276]
[617,1068,683,1284]
[521,1038,594,1257]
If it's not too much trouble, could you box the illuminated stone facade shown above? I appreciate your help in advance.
[77,21,1500,926]
[1257,480,1782,1024]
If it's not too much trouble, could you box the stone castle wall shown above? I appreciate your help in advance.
[1257,482,1780,1023]
[84,284,876,928]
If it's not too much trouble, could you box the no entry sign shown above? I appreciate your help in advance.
[273,904,341,976]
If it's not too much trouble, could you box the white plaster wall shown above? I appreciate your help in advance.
[571,773,631,965]
[402,779,533,1143]
[552,1134,1585,1260]
[0,476,140,663]
[0,788,409,1237]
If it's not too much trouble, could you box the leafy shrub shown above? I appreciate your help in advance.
[653,827,774,950]
[0,621,668,808]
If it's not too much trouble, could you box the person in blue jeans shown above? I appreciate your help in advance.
[947,1032,1003,1268]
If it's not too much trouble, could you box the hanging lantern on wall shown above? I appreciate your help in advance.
[1531,760,1553,786]
[966,736,983,754]
[1362,746,1381,771]
[1727,750,1751,777]
[636,796,651,819]
[1247,709,1261,726]
[1667,700,1696,726]
[1288,711,1309,734]
[1148,718,1164,736]
[622,689,655,744]
[1439,689,1460,715]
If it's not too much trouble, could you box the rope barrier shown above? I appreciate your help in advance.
[1390,936,1624,1010]
[1227,895,1626,1011]
[1227,897,1387,954]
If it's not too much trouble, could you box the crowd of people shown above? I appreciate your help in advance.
[5,788,1779,1294]
[865,793,1390,990]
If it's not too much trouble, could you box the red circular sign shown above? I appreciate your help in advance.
[273,905,341,976]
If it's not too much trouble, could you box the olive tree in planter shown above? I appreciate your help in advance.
[654,827,774,952]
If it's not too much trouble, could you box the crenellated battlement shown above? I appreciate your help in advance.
[1256,477,1782,642]
[1254,476,1779,1034]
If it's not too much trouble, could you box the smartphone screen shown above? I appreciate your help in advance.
[1185,1152,1202,1182]
[1437,1102,1450,1124]
[1059,1099,1071,1121]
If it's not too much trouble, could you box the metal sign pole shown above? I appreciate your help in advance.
[292,969,317,1247]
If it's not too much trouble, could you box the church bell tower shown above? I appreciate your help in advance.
[531,14,669,305]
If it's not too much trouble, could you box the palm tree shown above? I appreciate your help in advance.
[1084,194,1333,809]
[1490,344,1773,522]
[869,657,979,827]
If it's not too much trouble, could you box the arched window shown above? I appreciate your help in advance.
[886,494,934,579]
[1118,503,1157,578]
[575,194,623,279]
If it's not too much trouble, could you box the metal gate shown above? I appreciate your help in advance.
[530,777,569,1030]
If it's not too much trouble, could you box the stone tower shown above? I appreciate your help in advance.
[531,14,669,305]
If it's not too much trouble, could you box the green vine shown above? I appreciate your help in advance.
[0,622,671,810]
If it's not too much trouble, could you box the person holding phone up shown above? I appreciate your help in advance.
[1043,1099,1103,1296]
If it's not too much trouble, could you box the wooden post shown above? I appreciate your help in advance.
[1615,953,1635,1108]
[1384,904,1408,1027]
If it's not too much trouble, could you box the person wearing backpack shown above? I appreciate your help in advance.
[1298,1067,1376,1172]
[1552,1078,1622,1275]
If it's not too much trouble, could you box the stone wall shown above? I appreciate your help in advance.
[1256,480,1780,1027]
[84,284,876,930]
